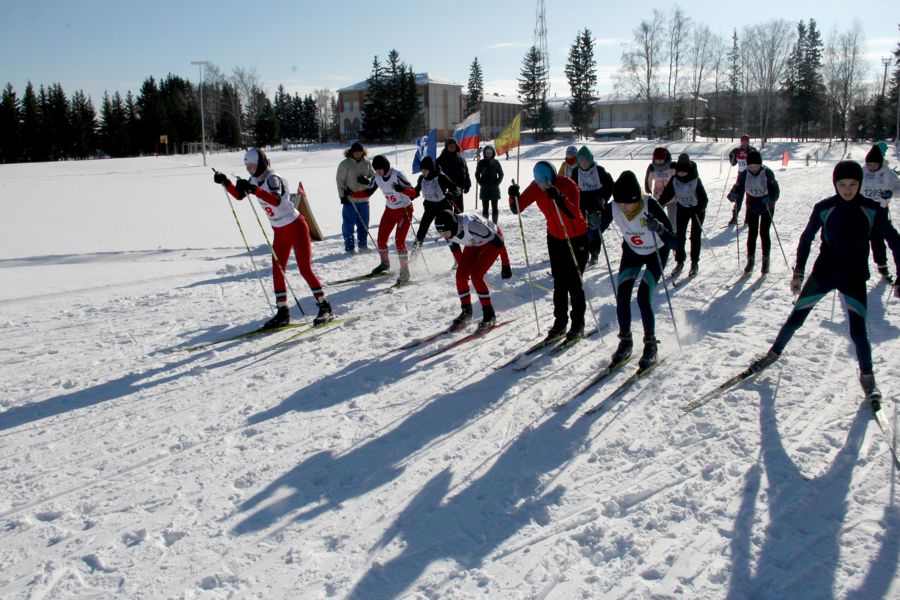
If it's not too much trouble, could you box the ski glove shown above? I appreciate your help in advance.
[340,196,349,205]
[213,171,230,186]
[547,186,574,219]
[235,178,256,195]
[507,183,520,198]
[645,214,664,234]
[761,196,772,207]
[790,269,804,295]
[357,175,370,185]
[501,264,513,280]
[881,190,893,200]
[727,192,740,203]
[587,211,603,229]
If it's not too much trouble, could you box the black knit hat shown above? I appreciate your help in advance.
[613,171,643,204]
[675,153,691,171]
[372,155,390,173]
[746,150,762,166]
[434,209,459,233]
[832,160,863,186]
[349,141,364,153]
[419,156,435,173]
[865,144,884,166]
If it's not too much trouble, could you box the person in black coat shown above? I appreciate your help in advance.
[745,161,900,406]
[435,137,471,210]
[727,150,781,274]
[658,153,708,277]
[475,145,504,223]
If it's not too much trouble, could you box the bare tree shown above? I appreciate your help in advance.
[742,19,793,146]
[666,6,691,101]
[313,88,335,142]
[824,19,868,142]
[231,67,263,138]
[617,10,666,138]
[686,24,719,141]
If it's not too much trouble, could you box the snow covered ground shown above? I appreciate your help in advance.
[0,139,898,599]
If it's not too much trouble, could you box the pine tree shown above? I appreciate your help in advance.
[215,84,242,148]
[301,94,319,142]
[726,30,742,139]
[252,94,278,147]
[125,92,140,156]
[329,96,341,142]
[44,84,69,160]
[361,55,388,142]
[466,57,484,117]
[518,45,549,132]
[68,90,97,159]
[136,76,163,155]
[0,84,21,163]
[20,82,40,161]
[99,91,129,157]
[565,28,597,139]
[274,85,292,144]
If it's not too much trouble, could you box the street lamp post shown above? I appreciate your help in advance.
[191,60,209,166]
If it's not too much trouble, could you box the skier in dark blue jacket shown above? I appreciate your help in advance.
[747,161,900,407]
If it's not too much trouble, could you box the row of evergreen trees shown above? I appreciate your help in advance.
[0,72,342,163]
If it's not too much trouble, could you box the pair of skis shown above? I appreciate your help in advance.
[684,361,899,467]
[552,357,666,413]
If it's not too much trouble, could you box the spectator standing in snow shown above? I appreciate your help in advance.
[214,148,333,329]
[727,150,781,275]
[508,161,589,342]
[744,161,900,406]
[435,209,513,332]
[727,134,758,227]
[658,153,709,278]
[596,171,676,369]
[349,155,417,286]
[435,137,471,211]
[570,145,614,265]
[475,145,504,224]
[860,144,900,281]
[335,142,375,253]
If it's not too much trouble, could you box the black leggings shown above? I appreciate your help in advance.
[746,206,774,258]
[615,243,669,339]
[416,199,454,242]
[481,197,499,223]
[548,234,588,328]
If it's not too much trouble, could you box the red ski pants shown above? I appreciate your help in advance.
[272,216,323,306]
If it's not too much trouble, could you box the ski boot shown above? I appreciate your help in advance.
[370,261,390,276]
[565,322,585,343]
[501,264,513,279]
[589,252,599,266]
[743,257,755,275]
[450,304,473,331]
[877,263,892,282]
[689,261,699,277]
[261,306,290,330]
[610,333,633,365]
[638,337,659,370]
[860,373,882,410]
[396,268,411,286]
[748,349,780,374]
[312,299,334,326]
[760,255,770,275]
[477,305,496,331]
[545,320,567,342]
[670,261,684,279]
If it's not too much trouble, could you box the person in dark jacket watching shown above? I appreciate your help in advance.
[435,137,471,210]
[475,145,504,223]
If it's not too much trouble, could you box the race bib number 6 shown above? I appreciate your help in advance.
[630,235,644,246]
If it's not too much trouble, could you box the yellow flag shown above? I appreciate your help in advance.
[494,114,521,156]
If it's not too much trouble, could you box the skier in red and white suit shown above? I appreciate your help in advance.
[350,155,417,285]
[434,209,512,331]
[213,148,333,329]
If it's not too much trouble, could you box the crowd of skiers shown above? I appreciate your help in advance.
[211,137,900,405]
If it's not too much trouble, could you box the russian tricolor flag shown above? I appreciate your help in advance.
[454,111,481,152]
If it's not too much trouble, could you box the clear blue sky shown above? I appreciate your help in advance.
[1,0,897,103]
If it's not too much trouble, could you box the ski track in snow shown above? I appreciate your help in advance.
[0,141,898,599]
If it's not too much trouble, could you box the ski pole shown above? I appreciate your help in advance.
[764,204,790,271]
[550,199,602,335]
[711,161,732,229]
[735,210,741,269]
[510,179,541,334]
[691,213,724,272]
[599,228,618,299]
[650,230,683,351]
[215,172,274,314]
[345,196,380,252]
[236,175,306,317]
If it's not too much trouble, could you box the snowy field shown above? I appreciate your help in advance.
[0,139,898,599]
